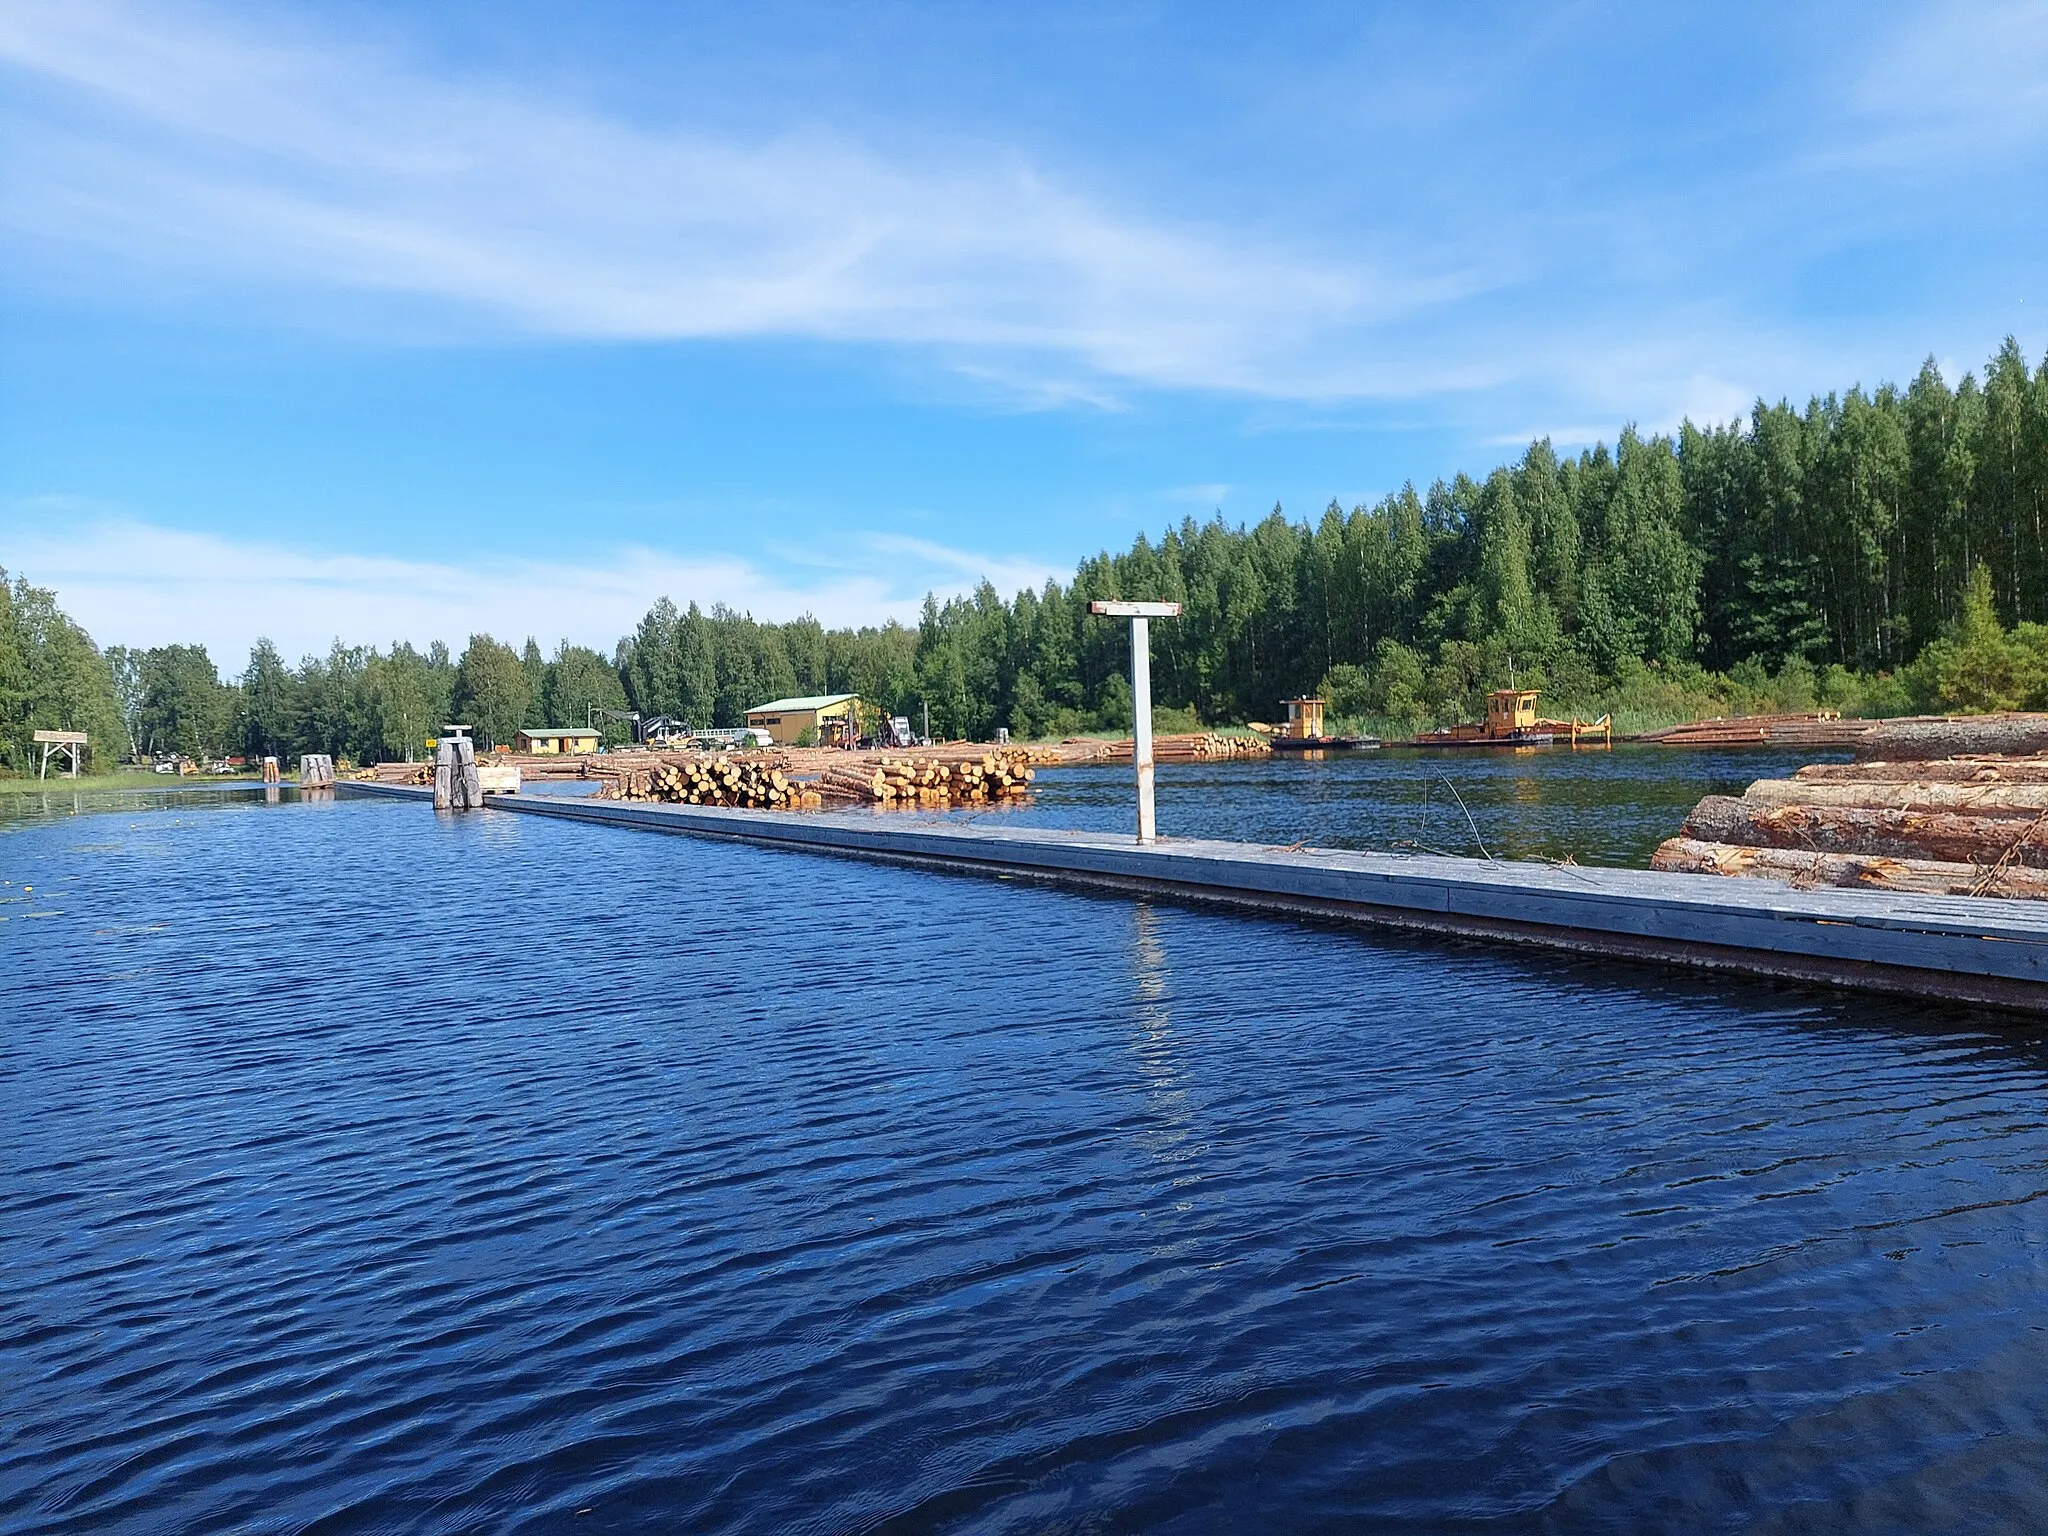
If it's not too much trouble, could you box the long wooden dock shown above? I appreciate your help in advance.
[336,781,2048,1012]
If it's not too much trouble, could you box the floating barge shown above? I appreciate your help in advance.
[1269,735,1380,752]
[1412,688,1611,749]
[1259,697,1380,752]
[339,779,2048,1013]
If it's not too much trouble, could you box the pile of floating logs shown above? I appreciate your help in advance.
[903,742,1065,768]
[1636,712,1875,748]
[597,753,819,809]
[1101,732,1273,762]
[1653,753,2048,898]
[817,751,1037,807]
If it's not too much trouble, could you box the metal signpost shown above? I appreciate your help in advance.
[1087,600,1183,843]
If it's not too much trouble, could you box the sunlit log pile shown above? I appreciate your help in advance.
[1101,732,1273,762]
[1853,714,2048,761]
[596,753,819,809]
[815,750,1037,807]
[1653,754,2048,899]
[369,752,589,784]
[908,742,1066,767]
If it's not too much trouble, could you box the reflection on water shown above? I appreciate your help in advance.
[1124,902,1191,1167]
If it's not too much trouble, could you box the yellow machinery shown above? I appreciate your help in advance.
[1416,688,1612,748]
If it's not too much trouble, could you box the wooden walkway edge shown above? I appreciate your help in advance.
[335,780,2048,1013]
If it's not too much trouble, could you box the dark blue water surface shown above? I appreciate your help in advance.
[8,785,2048,1533]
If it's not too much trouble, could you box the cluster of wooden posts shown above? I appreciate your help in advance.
[1655,754,2048,898]
[597,753,822,809]
[816,751,1038,806]
[434,737,485,810]
[1101,732,1272,763]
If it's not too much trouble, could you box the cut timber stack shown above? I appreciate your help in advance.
[1652,753,2048,899]
[371,762,433,786]
[903,742,1065,767]
[597,753,819,809]
[816,750,1037,807]
[1636,712,1875,748]
[1855,714,2048,761]
[1102,732,1273,762]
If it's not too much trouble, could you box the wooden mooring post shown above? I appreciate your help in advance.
[299,753,335,788]
[434,734,483,810]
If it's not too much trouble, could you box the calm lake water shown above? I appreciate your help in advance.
[7,772,2048,1533]
[913,743,1849,866]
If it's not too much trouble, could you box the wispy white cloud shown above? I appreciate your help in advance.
[2,513,1056,664]
[1847,0,2048,156]
[0,0,1478,400]
[858,534,1062,600]
[0,0,2036,442]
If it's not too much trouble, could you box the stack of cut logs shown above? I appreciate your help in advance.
[817,750,1036,807]
[369,761,434,785]
[1636,712,1876,748]
[597,753,820,809]
[1653,754,2048,898]
[896,742,1065,767]
[1102,732,1273,762]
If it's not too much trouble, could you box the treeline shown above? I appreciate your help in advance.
[631,341,2048,738]
[5,341,2047,772]
[0,587,632,770]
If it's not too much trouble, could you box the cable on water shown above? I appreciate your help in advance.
[1435,772,1496,862]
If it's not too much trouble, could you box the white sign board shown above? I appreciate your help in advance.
[1088,600,1183,618]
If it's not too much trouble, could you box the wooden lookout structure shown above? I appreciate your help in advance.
[33,729,86,779]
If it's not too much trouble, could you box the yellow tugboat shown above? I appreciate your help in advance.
[1412,688,1611,749]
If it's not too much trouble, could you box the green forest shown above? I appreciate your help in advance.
[7,341,2048,773]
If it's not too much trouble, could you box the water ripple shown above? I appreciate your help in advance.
[6,790,2048,1532]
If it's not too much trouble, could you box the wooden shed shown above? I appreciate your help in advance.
[514,728,601,756]
[745,694,862,746]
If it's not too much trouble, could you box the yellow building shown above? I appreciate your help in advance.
[514,728,601,755]
[745,694,862,746]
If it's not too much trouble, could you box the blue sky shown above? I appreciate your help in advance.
[2,0,2044,663]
